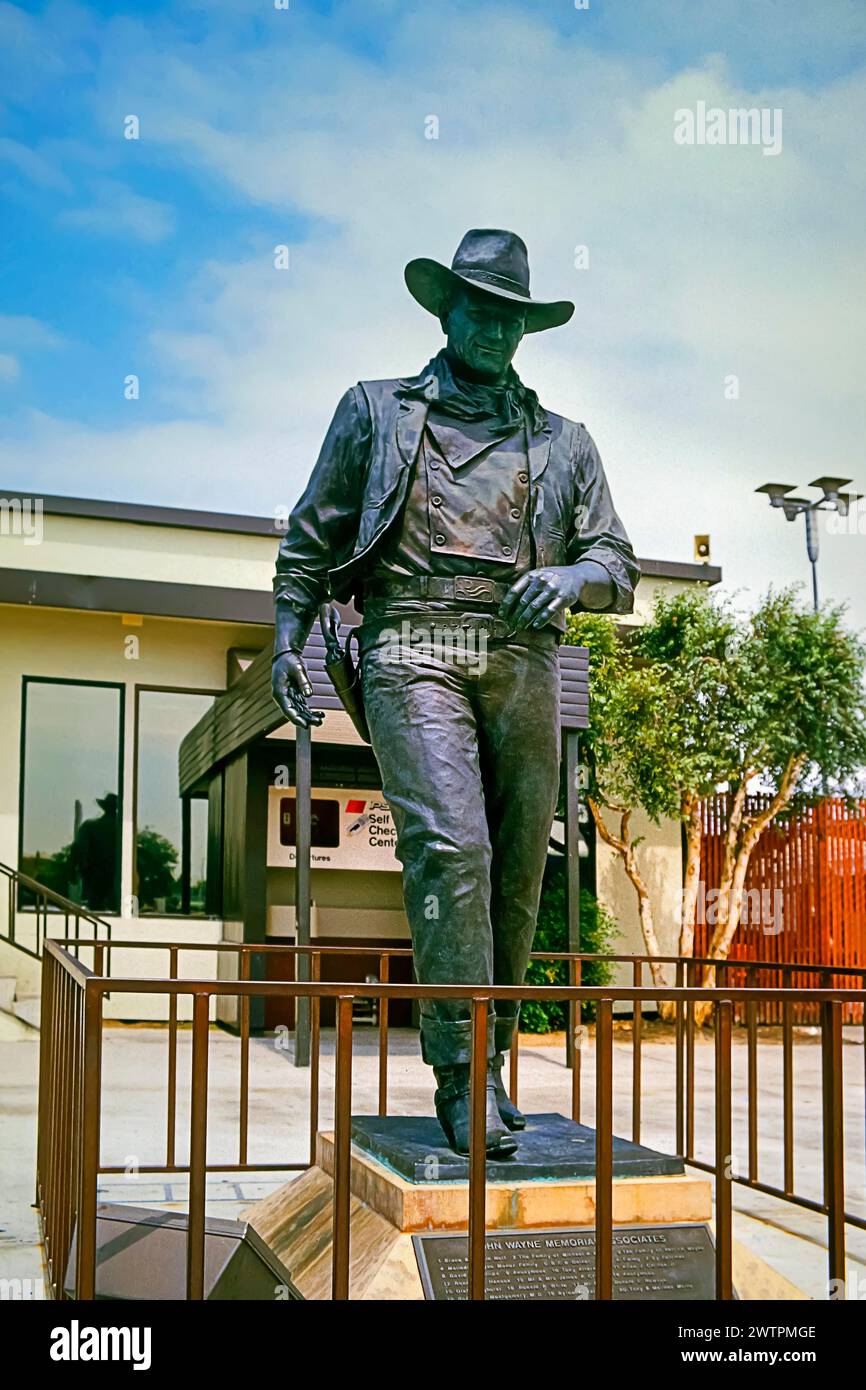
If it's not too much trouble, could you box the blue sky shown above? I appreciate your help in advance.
[1,0,865,627]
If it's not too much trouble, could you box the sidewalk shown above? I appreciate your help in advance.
[2,1024,863,1300]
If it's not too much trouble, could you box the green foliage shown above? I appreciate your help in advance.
[567,606,701,822]
[135,828,180,909]
[737,588,866,796]
[19,845,75,903]
[565,584,866,824]
[521,861,620,1033]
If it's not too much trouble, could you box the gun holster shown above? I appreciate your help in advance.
[323,626,371,744]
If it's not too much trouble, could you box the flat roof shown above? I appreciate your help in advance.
[0,488,723,586]
[0,566,273,625]
[0,488,284,538]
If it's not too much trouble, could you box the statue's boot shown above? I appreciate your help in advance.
[489,1052,526,1131]
[433,1064,518,1157]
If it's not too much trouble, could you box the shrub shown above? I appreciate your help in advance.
[521,859,619,1032]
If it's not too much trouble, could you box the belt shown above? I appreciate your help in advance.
[365,573,511,606]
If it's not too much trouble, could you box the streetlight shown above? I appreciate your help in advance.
[755,477,862,610]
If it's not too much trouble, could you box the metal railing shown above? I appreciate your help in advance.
[0,861,112,962]
[36,938,865,1301]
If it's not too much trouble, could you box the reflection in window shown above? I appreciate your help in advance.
[135,689,213,914]
[20,680,123,912]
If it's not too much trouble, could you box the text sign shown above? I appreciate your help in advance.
[266,786,400,871]
[413,1224,718,1301]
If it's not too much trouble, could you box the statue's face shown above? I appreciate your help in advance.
[442,285,526,382]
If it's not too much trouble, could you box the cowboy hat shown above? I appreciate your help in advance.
[405,228,574,334]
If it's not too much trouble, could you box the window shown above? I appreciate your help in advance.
[19,679,124,912]
[134,688,215,915]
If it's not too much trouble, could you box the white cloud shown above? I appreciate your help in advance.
[0,315,66,351]
[0,136,73,193]
[58,178,174,243]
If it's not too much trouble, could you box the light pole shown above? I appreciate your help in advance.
[755,477,862,610]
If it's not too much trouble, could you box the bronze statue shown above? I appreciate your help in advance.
[272,230,639,1155]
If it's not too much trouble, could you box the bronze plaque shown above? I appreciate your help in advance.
[413,1223,718,1301]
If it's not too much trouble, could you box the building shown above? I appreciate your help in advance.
[0,489,721,1020]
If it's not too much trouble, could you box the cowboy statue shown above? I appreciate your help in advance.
[272,230,639,1157]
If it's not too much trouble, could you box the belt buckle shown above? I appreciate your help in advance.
[454,575,496,604]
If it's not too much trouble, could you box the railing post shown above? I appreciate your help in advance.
[56,970,73,1291]
[675,959,685,1155]
[782,964,794,1195]
[468,996,488,1301]
[378,952,389,1116]
[746,963,758,1183]
[35,948,56,1208]
[75,981,103,1300]
[714,999,734,1300]
[46,946,63,1280]
[509,1029,520,1111]
[685,958,696,1158]
[166,947,178,1169]
[594,997,614,1300]
[309,951,321,1165]
[294,724,313,1068]
[821,999,845,1293]
[239,952,250,1167]
[563,728,581,1070]
[332,994,354,1300]
[187,992,210,1300]
[631,960,642,1144]
[570,955,581,1123]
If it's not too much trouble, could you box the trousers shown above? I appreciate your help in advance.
[359,611,561,1066]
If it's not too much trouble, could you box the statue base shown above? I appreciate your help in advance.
[244,1115,805,1300]
[349,1110,685,1183]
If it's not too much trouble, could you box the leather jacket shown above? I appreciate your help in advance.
[273,369,640,634]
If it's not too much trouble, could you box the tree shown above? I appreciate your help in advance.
[567,586,866,1022]
[693,589,866,1017]
[135,828,180,910]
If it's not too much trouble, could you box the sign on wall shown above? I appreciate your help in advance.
[266,786,401,871]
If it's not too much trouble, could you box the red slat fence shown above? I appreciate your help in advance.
[695,794,866,1023]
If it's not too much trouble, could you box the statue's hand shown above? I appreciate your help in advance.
[271,652,325,729]
[499,566,585,630]
[500,561,615,629]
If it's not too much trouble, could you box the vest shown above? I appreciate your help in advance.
[370,413,534,582]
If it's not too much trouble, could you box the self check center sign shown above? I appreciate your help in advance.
[266,786,400,871]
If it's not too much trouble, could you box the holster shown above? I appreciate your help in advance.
[324,627,371,744]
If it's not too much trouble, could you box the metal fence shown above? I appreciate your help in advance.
[0,861,112,961]
[37,938,865,1302]
[697,793,866,1023]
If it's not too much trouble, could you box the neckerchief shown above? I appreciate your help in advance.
[397,349,547,435]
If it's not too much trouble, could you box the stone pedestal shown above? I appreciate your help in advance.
[246,1113,808,1300]
[245,1112,779,1300]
